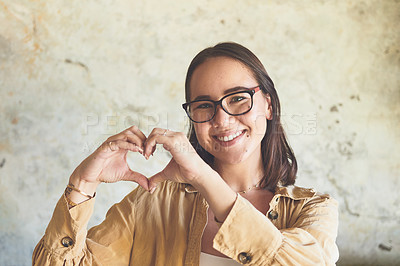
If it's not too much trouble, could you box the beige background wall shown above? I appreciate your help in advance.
[0,1,399,265]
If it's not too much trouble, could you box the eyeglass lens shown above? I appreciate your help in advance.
[188,91,253,122]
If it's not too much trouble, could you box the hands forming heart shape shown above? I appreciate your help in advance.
[69,125,211,196]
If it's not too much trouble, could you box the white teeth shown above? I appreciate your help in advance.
[217,131,243,142]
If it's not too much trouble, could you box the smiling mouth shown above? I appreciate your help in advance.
[214,130,245,142]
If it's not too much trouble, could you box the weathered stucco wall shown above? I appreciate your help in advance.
[0,1,399,265]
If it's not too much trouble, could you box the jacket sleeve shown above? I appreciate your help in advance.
[212,194,339,265]
[32,189,139,266]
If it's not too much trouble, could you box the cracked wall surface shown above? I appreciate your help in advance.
[0,0,399,265]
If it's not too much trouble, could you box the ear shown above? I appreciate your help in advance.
[265,94,273,120]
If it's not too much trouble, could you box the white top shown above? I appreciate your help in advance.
[199,252,241,266]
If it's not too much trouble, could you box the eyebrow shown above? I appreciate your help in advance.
[193,86,250,101]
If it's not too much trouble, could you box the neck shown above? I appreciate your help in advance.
[213,148,264,193]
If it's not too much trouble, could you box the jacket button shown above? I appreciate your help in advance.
[61,237,74,247]
[268,210,278,220]
[238,252,252,264]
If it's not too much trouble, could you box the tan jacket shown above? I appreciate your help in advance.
[32,181,339,265]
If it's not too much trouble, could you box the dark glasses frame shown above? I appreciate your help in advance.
[182,86,261,123]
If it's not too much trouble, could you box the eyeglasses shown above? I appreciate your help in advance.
[182,86,261,123]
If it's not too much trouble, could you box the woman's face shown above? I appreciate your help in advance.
[189,56,272,165]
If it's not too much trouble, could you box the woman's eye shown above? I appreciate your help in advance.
[230,96,245,103]
[196,103,213,109]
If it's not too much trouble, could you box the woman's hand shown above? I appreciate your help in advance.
[143,128,237,224]
[142,128,214,192]
[69,126,150,193]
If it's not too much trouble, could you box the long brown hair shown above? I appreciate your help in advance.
[185,42,297,191]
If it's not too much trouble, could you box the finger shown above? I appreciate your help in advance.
[122,170,150,191]
[144,135,167,159]
[106,126,134,140]
[124,134,145,153]
[106,125,145,142]
[107,126,146,149]
[144,128,171,158]
[106,140,144,153]
[148,171,168,193]
[150,145,156,157]
[126,125,147,145]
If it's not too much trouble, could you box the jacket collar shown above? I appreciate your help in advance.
[274,185,316,200]
[184,184,316,200]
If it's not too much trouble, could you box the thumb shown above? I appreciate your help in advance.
[122,170,150,191]
[148,171,168,193]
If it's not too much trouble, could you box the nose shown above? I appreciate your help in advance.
[212,105,231,127]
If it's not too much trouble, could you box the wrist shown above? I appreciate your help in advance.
[67,173,99,206]
[191,167,237,223]
[69,171,99,194]
[190,165,217,189]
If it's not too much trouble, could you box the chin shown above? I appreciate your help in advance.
[212,150,248,165]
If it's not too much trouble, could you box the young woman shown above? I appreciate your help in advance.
[33,42,339,265]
